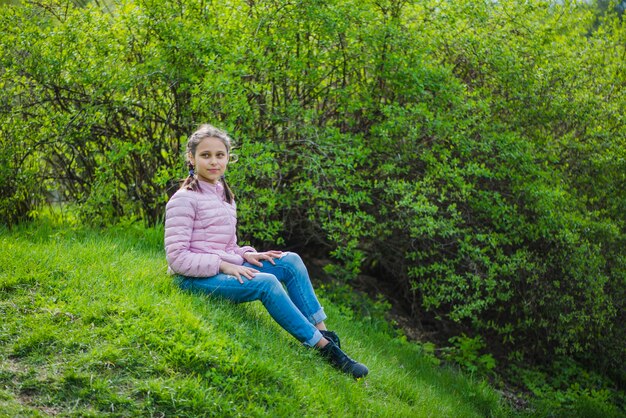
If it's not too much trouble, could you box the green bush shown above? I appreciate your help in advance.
[511,358,626,417]
[0,119,48,226]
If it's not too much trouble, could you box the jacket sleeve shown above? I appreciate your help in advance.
[234,242,256,257]
[164,192,221,277]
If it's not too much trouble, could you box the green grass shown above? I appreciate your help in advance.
[0,218,510,417]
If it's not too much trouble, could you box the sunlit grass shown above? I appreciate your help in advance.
[0,218,509,417]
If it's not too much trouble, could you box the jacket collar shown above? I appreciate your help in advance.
[198,179,224,195]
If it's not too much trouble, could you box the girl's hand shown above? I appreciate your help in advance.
[220,261,259,284]
[243,251,284,267]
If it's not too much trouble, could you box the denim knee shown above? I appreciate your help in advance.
[281,251,304,267]
[255,274,284,299]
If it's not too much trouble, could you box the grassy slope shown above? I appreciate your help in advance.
[0,219,509,417]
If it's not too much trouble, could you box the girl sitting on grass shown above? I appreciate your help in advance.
[164,123,368,378]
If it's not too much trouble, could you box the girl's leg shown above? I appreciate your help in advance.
[177,273,323,347]
[177,266,369,378]
[246,252,327,327]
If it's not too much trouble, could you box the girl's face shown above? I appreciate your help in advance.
[190,137,229,184]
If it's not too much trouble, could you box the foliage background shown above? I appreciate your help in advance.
[1,0,625,412]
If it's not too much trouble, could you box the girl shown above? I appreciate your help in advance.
[164,124,368,378]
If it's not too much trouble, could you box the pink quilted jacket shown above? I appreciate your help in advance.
[164,179,256,277]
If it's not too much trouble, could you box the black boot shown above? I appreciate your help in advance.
[320,330,341,348]
[319,340,369,378]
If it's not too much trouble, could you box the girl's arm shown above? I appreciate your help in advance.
[233,241,256,257]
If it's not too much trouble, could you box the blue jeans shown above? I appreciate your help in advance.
[176,252,326,347]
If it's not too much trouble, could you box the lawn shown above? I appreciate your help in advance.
[0,218,509,417]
